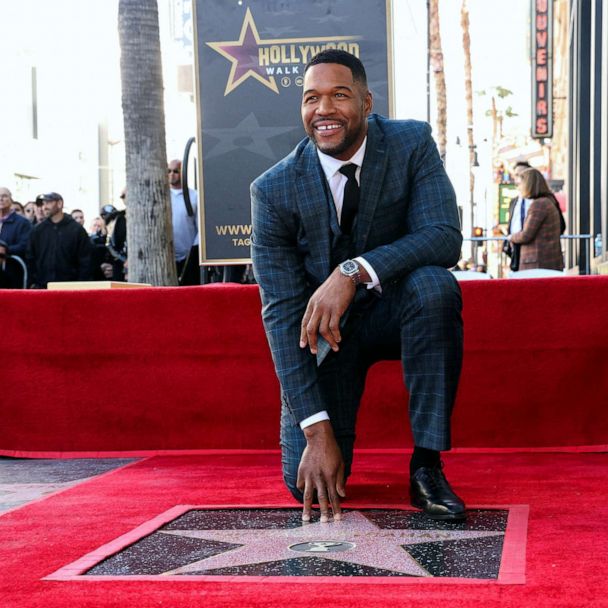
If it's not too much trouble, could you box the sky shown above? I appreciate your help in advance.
[392,0,532,231]
[0,0,534,228]
[394,0,531,126]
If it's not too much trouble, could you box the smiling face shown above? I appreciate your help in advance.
[43,197,63,221]
[301,63,372,160]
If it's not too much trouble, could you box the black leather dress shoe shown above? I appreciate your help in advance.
[410,464,466,521]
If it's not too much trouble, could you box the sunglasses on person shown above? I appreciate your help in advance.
[168,169,180,174]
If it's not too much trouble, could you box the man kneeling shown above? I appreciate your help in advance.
[251,50,466,523]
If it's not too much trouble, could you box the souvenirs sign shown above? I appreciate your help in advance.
[531,0,553,139]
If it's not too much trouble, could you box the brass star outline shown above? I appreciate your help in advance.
[206,8,360,96]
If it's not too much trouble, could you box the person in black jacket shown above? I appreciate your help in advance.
[26,192,94,288]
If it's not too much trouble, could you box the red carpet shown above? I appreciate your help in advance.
[3,277,608,455]
[1,450,607,607]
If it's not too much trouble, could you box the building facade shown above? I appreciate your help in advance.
[567,0,607,272]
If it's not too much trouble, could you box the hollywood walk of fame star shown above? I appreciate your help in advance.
[203,113,299,161]
[159,511,504,577]
[207,7,359,96]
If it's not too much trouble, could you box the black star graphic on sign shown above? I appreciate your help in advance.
[203,113,299,161]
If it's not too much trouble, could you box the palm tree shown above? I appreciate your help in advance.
[460,0,476,240]
[118,0,177,285]
[429,0,448,162]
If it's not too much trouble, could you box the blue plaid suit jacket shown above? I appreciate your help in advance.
[251,114,462,424]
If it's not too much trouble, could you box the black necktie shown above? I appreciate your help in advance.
[520,198,526,228]
[339,163,360,235]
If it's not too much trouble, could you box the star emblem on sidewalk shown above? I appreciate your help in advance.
[54,507,524,581]
[158,510,504,577]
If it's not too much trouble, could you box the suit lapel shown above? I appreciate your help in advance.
[295,141,332,279]
[356,119,388,252]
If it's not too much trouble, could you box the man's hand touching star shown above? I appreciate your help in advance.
[296,264,370,522]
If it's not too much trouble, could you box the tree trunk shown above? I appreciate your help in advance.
[118,0,177,286]
[429,0,448,163]
[461,0,475,234]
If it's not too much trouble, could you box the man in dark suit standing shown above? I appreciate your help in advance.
[503,161,532,271]
[251,50,465,523]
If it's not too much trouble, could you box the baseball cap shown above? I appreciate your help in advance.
[40,192,63,202]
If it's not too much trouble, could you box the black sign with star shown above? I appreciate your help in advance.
[193,0,392,263]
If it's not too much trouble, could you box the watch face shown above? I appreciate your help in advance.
[341,260,358,274]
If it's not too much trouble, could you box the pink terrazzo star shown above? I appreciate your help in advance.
[161,511,503,577]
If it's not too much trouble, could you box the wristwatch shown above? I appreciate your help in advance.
[339,259,362,286]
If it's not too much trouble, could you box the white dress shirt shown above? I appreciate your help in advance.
[170,188,199,261]
[510,196,531,234]
[299,138,381,430]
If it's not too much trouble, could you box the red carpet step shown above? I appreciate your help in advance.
[2,277,608,455]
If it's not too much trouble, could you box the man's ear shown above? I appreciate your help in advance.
[364,90,373,116]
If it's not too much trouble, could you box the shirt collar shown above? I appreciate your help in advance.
[316,137,367,182]
[0,210,15,223]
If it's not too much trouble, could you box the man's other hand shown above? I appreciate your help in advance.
[299,266,356,354]
[297,420,346,522]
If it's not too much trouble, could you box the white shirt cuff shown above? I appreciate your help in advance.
[299,411,330,429]
[354,256,381,290]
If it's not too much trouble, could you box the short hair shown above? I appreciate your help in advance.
[514,161,532,170]
[304,49,367,87]
[71,209,83,215]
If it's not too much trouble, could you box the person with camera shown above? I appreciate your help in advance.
[101,199,127,282]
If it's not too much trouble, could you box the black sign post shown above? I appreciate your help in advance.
[193,0,393,264]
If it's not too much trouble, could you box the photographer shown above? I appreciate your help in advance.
[100,203,127,281]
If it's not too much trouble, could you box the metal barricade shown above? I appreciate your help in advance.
[6,254,28,289]
[462,234,594,276]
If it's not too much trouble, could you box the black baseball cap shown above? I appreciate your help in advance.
[101,204,117,215]
[40,192,63,202]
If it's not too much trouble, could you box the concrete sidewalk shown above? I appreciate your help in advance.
[0,458,136,514]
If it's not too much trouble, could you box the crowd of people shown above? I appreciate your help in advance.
[1,157,567,290]
[0,160,203,289]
